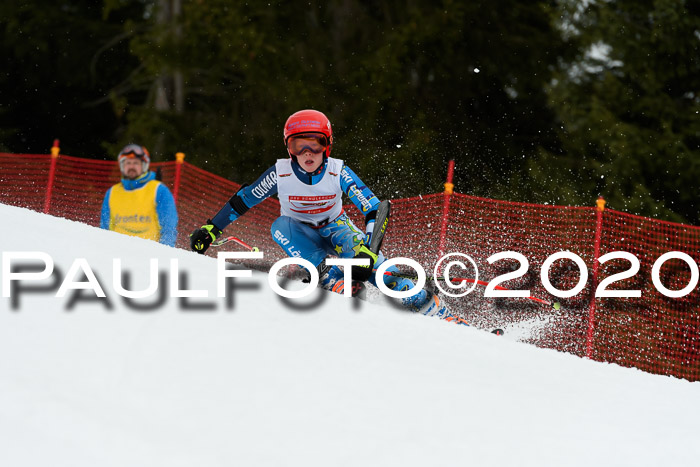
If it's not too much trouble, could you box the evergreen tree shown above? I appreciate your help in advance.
[112,0,566,199]
[0,0,145,157]
[528,0,700,224]
[6,0,695,226]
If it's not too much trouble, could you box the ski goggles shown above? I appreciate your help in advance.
[118,144,150,162]
[287,133,329,156]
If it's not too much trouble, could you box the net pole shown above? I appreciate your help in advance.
[438,160,455,259]
[586,196,606,358]
[43,139,60,214]
[173,152,185,205]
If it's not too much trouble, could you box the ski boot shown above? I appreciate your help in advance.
[407,289,469,326]
[317,264,366,298]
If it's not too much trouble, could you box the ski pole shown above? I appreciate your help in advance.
[211,235,260,252]
[382,271,560,309]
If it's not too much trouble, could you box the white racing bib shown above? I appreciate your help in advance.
[276,157,344,225]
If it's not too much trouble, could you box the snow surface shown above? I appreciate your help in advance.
[1,204,699,467]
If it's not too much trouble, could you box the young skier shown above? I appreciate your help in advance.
[190,109,460,320]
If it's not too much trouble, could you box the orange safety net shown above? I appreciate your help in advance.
[1,152,698,380]
[593,211,700,380]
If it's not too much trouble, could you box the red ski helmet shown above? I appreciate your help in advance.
[283,109,333,159]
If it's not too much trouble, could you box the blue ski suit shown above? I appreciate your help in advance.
[209,157,427,304]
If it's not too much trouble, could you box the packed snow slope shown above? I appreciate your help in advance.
[1,203,699,467]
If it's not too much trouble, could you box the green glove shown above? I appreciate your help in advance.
[189,219,222,254]
[351,244,379,282]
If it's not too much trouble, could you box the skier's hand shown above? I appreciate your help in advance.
[190,220,222,254]
[351,244,378,282]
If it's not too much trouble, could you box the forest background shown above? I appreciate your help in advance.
[1,0,698,225]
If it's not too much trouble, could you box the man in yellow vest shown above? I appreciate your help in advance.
[100,144,178,246]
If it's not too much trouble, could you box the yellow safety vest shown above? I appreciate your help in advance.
[108,180,161,241]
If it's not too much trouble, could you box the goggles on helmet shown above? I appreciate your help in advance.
[287,133,328,157]
[118,144,149,161]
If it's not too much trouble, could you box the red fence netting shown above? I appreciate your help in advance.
[1,152,698,380]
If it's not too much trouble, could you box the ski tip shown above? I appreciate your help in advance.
[491,328,505,336]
